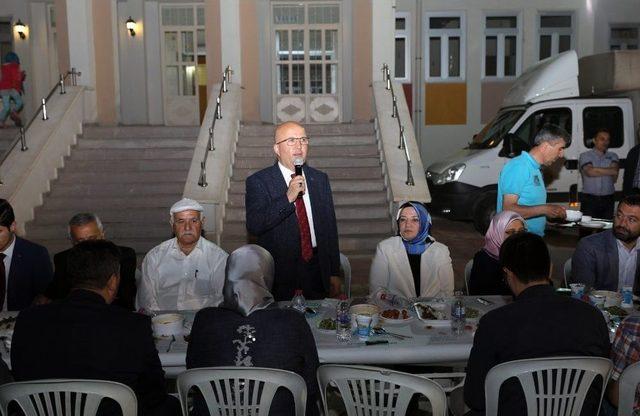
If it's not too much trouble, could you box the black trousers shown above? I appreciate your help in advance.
[580,193,615,220]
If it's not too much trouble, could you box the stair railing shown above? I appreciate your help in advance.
[198,65,232,187]
[0,67,81,185]
[381,63,414,186]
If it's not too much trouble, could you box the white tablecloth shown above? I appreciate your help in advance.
[157,296,510,377]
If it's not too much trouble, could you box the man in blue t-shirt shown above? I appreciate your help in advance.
[497,124,570,236]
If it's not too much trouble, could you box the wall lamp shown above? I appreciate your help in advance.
[125,16,137,36]
[14,19,26,39]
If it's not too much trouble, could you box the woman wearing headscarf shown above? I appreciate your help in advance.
[186,245,320,416]
[468,210,525,295]
[369,201,454,298]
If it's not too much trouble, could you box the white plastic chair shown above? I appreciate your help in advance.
[340,252,352,298]
[318,364,448,416]
[484,356,612,416]
[0,379,137,416]
[618,361,640,416]
[464,259,474,294]
[564,258,572,288]
[177,367,307,416]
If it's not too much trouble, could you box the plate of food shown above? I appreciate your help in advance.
[413,302,451,327]
[465,307,482,323]
[605,305,629,318]
[379,308,414,325]
[317,318,337,334]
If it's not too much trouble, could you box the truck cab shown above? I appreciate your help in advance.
[426,50,637,233]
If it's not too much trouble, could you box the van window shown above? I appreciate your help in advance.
[583,106,624,149]
[513,107,572,148]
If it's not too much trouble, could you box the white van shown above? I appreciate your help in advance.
[426,50,639,233]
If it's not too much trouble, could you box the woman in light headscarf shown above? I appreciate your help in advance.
[186,245,320,416]
[468,210,525,295]
[369,201,454,298]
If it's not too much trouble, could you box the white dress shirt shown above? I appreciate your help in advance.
[617,238,639,289]
[278,162,317,247]
[1,236,15,312]
[137,237,228,311]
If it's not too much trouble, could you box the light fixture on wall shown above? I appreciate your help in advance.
[14,19,26,39]
[125,16,137,36]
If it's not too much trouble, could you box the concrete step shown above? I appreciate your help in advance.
[31,207,168,225]
[26,222,172,241]
[228,177,386,194]
[62,158,192,172]
[239,122,375,137]
[233,157,380,169]
[56,170,189,184]
[225,205,389,222]
[232,166,382,181]
[81,125,199,139]
[235,144,379,158]
[42,195,179,210]
[77,138,197,149]
[47,182,185,197]
[227,191,388,208]
[69,148,195,161]
[238,135,375,147]
[222,218,392,237]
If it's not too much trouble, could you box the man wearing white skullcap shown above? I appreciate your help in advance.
[136,198,228,311]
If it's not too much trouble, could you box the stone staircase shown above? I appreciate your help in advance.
[0,127,20,160]
[24,125,199,260]
[220,123,393,290]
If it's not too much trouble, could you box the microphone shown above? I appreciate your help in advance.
[294,157,304,176]
[293,157,304,198]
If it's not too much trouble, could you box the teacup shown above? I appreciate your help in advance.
[565,210,583,222]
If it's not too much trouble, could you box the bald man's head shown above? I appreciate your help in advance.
[273,121,308,171]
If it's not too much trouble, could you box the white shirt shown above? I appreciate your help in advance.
[0,236,15,312]
[616,238,639,289]
[137,237,228,311]
[278,162,317,247]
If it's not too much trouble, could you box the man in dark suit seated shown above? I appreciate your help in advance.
[464,232,611,415]
[11,240,179,416]
[44,213,137,310]
[245,121,341,301]
[0,199,52,311]
[571,195,640,294]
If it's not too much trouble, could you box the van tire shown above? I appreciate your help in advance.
[473,192,497,235]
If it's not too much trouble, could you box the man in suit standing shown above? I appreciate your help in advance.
[571,194,640,293]
[245,121,341,301]
[0,199,52,311]
[44,213,137,310]
[11,240,179,416]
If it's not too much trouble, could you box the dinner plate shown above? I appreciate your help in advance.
[413,302,450,327]
[380,315,414,325]
[579,221,607,229]
[422,318,452,327]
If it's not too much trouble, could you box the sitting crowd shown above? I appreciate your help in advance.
[1,121,640,415]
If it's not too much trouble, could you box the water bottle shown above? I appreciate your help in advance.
[374,288,409,308]
[451,291,466,334]
[291,289,306,313]
[336,295,352,343]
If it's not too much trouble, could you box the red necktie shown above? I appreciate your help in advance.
[291,175,314,262]
[0,253,5,310]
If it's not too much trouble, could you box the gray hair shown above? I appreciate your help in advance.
[533,124,572,147]
[68,213,104,238]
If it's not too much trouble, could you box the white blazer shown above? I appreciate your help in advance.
[369,236,454,298]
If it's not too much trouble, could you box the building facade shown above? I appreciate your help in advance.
[1,0,638,166]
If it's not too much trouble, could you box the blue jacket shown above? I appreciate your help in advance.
[245,163,340,300]
[570,229,640,294]
[8,236,53,310]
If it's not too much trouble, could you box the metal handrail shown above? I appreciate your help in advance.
[382,63,414,186]
[0,68,81,185]
[198,65,232,187]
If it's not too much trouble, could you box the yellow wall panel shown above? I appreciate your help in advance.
[425,83,467,125]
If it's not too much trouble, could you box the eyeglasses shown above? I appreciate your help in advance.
[275,136,310,146]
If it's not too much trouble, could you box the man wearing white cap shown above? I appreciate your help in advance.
[136,198,228,311]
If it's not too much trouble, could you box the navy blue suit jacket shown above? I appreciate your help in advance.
[245,163,340,300]
[7,236,53,311]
